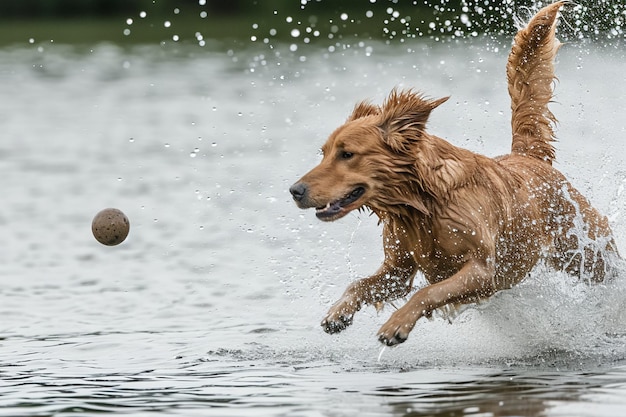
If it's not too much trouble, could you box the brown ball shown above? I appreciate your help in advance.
[92,208,130,246]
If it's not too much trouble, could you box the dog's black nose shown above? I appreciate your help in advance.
[289,182,307,202]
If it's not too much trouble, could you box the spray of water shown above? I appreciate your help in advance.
[250,0,624,50]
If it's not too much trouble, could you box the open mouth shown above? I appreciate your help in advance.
[315,187,365,221]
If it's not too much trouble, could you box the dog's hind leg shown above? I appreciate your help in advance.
[548,182,619,282]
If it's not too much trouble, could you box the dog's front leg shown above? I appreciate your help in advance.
[377,259,495,346]
[321,266,415,334]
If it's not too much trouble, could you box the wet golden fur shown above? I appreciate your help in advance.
[289,2,618,346]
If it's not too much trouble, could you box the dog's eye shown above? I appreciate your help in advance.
[341,151,354,160]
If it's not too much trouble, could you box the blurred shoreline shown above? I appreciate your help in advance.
[1,1,622,48]
[0,16,256,47]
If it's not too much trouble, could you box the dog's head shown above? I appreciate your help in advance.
[289,89,449,221]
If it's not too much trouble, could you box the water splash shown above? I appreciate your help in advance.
[377,345,387,362]
[248,0,624,52]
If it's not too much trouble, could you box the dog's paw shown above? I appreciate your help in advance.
[377,323,411,346]
[376,307,421,346]
[321,298,361,334]
[321,313,353,334]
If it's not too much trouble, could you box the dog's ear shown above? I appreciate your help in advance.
[348,101,380,121]
[379,89,449,153]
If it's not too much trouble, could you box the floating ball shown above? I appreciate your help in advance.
[92,208,130,246]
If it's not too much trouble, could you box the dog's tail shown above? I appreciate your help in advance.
[507,1,563,164]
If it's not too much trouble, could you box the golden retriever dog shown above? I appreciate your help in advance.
[289,1,618,346]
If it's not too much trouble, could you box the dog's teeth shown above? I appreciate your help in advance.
[316,202,331,212]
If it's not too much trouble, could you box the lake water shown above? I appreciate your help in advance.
[1,35,625,416]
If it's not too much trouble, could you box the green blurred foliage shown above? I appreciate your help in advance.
[0,0,139,17]
[0,0,438,18]
[0,0,621,45]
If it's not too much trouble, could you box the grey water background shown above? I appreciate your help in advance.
[1,30,626,416]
